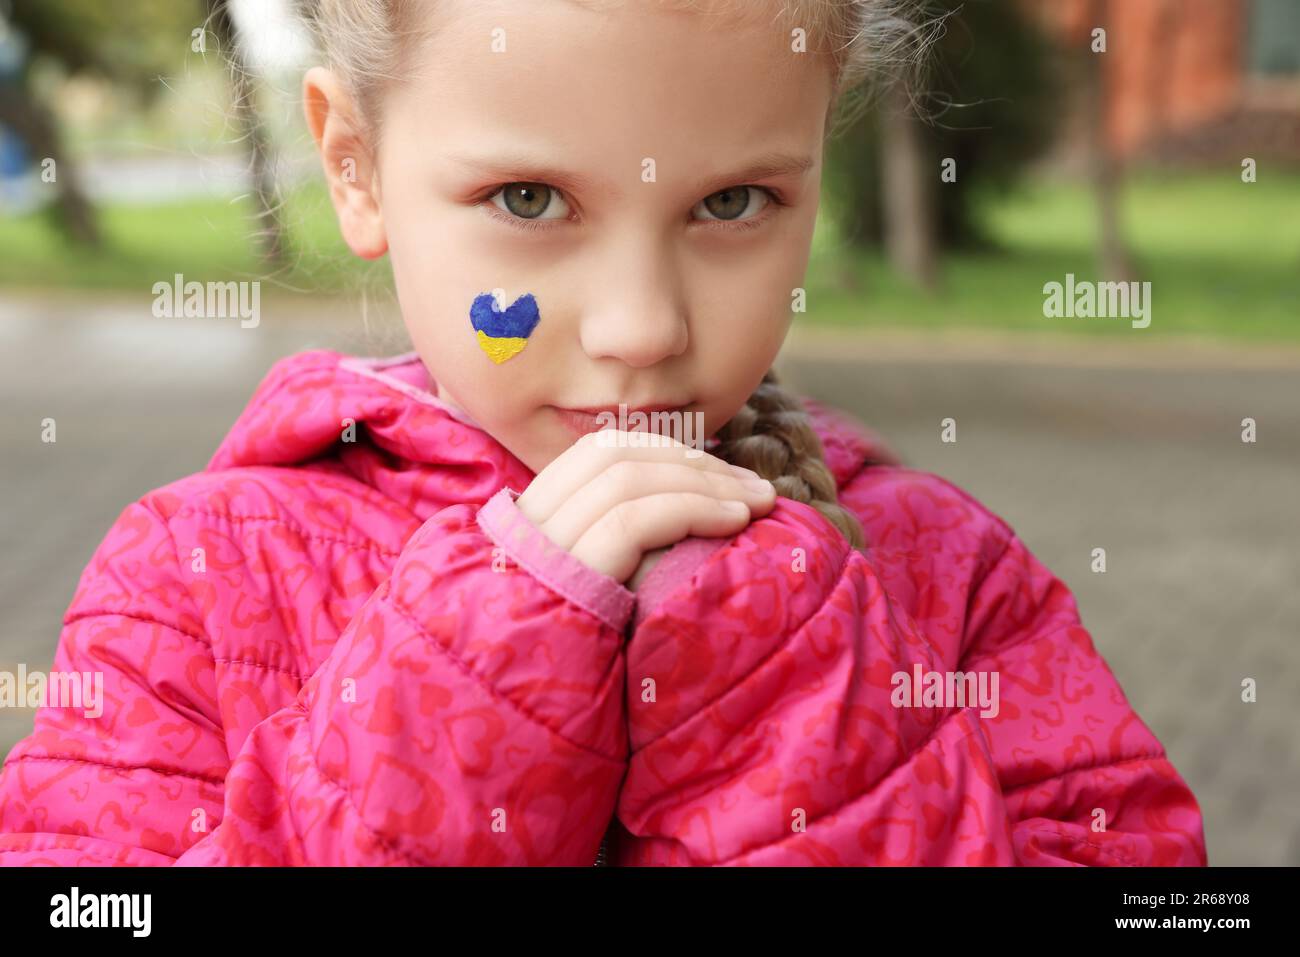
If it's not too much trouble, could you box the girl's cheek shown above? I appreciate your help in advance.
[701,265,794,344]
[408,280,556,404]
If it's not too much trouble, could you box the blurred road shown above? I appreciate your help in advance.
[0,153,319,214]
[1,293,1297,866]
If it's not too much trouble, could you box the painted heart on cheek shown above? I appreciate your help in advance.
[470,292,541,364]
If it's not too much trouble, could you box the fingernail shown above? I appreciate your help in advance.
[740,476,774,493]
[730,465,760,479]
[721,500,749,515]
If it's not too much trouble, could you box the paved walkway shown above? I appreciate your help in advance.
[1,295,1296,865]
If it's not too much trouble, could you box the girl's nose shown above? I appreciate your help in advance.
[577,250,689,368]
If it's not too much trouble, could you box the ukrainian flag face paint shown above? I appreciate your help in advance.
[471,291,541,364]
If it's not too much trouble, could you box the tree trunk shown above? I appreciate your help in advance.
[207,0,285,265]
[0,80,100,246]
[880,80,939,291]
[231,68,284,264]
[1082,0,1135,282]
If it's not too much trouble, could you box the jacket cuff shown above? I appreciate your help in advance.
[477,486,635,633]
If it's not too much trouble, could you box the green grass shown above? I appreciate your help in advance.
[0,181,374,295]
[806,170,1300,342]
[2,170,1298,342]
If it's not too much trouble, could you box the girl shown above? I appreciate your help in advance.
[0,0,1206,866]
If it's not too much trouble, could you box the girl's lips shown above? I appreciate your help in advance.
[552,405,689,438]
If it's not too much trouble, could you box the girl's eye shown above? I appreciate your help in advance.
[692,185,772,224]
[489,182,571,221]
[481,181,778,233]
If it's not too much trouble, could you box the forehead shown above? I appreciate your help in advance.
[562,0,811,29]
[397,0,835,154]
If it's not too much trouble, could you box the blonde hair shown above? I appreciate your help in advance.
[297,0,937,549]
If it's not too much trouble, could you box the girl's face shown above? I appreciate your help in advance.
[314,0,834,474]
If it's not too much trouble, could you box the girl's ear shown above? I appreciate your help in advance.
[302,66,387,260]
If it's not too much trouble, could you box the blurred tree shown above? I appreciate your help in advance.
[3,0,286,263]
[1,0,196,244]
[824,0,1060,264]
[1061,0,1142,282]
[879,76,939,290]
[206,0,285,264]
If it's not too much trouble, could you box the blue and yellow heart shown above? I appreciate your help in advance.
[470,292,541,364]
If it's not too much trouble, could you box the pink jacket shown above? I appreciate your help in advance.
[0,349,1207,866]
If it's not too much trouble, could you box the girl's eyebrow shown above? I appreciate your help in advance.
[445,147,814,197]
[690,151,815,197]
[445,148,599,195]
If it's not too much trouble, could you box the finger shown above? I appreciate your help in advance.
[518,430,757,523]
[571,492,754,581]
[541,460,775,549]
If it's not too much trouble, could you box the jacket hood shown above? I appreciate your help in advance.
[208,349,899,518]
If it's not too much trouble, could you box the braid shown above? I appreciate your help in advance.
[713,370,866,550]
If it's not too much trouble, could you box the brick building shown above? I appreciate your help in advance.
[1025,0,1300,164]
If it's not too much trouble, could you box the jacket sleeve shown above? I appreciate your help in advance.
[617,471,1207,867]
[617,497,1023,866]
[955,519,1207,866]
[0,487,629,866]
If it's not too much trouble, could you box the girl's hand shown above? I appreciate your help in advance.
[515,430,777,584]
